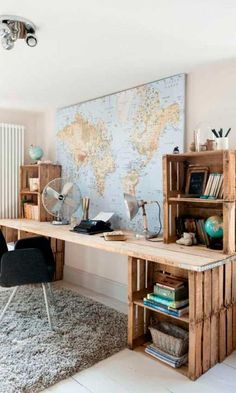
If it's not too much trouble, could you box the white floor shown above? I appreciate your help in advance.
[43,282,236,393]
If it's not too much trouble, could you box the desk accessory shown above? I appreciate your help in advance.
[103,231,126,241]
[124,193,162,239]
[82,197,90,220]
[42,178,81,225]
[211,128,231,150]
[29,144,44,162]
[72,220,113,235]
[185,166,208,196]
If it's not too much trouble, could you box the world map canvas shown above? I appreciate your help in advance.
[56,74,185,232]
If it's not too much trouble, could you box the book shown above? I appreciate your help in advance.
[143,299,189,317]
[145,345,188,368]
[155,273,185,289]
[154,284,188,301]
[147,293,189,309]
[202,173,223,199]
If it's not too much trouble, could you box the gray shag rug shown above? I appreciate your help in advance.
[0,286,127,393]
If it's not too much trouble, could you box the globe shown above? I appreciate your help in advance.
[204,215,223,238]
[29,145,44,161]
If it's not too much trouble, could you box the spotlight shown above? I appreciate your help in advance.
[0,15,38,50]
[124,193,162,239]
[1,35,14,50]
[26,33,37,47]
[0,22,11,38]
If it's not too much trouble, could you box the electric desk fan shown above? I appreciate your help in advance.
[42,178,81,224]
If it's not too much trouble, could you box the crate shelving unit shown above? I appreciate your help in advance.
[19,164,61,221]
[162,150,236,254]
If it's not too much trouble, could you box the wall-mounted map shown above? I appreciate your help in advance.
[56,74,185,231]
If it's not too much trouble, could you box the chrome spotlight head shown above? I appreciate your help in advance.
[0,15,38,50]
[1,35,14,50]
[124,193,141,220]
[26,33,37,47]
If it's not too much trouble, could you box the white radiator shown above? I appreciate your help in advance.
[0,124,24,218]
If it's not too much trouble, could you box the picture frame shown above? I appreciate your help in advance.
[185,166,208,196]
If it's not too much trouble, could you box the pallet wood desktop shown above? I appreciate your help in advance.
[0,218,236,380]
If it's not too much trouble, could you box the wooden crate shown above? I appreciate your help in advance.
[19,164,61,222]
[128,256,236,380]
[162,150,236,254]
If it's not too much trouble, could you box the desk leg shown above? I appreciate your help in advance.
[188,271,204,380]
[128,256,137,349]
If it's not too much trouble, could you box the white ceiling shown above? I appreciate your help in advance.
[0,0,236,110]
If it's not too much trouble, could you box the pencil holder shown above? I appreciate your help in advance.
[216,137,229,150]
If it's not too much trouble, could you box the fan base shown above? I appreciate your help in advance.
[52,219,70,225]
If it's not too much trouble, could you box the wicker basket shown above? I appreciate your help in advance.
[149,321,189,357]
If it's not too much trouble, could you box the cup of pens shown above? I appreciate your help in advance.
[211,128,231,150]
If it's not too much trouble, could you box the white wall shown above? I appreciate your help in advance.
[0,108,55,163]
[186,59,236,149]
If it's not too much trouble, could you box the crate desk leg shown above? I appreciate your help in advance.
[128,256,137,349]
[188,271,204,381]
[128,257,151,349]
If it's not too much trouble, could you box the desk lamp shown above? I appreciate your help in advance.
[124,193,162,239]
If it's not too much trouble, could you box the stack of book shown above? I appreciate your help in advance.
[24,203,39,220]
[201,173,223,199]
[145,344,188,368]
[143,274,189,317]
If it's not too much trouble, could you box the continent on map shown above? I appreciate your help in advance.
[124,86,180,194]
[57,113,115,195]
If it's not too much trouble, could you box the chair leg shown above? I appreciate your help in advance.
[42,283,53,330]
[0,286,19,322]
[47,282,55,305]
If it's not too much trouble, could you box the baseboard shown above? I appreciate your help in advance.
[63,265,128,303]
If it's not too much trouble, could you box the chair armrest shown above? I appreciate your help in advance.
[0,248,51,287]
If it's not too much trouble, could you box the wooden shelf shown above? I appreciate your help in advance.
[134,299,189,324]
[166,150,224,158]
[20,190,39,195]
[135,344,189,377]
[168,197,223,204]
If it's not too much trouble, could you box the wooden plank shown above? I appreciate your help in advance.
[202,270,212,373]
[232,261,236,349]
[1,219,235,272]
[137,259,146,336]
[211,267,219,366]
[128,256,137,349]
[223,202,235,254]
[195,272,203,379]
[223,150,236,201]
[188,271,196,380]
[225,263,233,355]
[219,265,226,362]
[162,156,170,243]
[54,252,64,280]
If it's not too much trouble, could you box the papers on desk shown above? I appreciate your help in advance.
[92,212,114,222]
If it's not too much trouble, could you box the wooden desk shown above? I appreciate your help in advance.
[0,218,236,380]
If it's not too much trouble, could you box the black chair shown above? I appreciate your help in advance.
[0,231,55,329]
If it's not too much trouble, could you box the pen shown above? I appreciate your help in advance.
[225,128,231,137]
[211,129,219,138]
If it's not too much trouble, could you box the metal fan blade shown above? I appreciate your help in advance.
[46,186,60,200]
[51,200,63,214]
[61,182,73,196]
[64,197,78,209]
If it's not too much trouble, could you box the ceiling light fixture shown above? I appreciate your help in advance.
[0,15,38,50]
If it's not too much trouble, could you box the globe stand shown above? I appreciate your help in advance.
[207,236,223,250]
